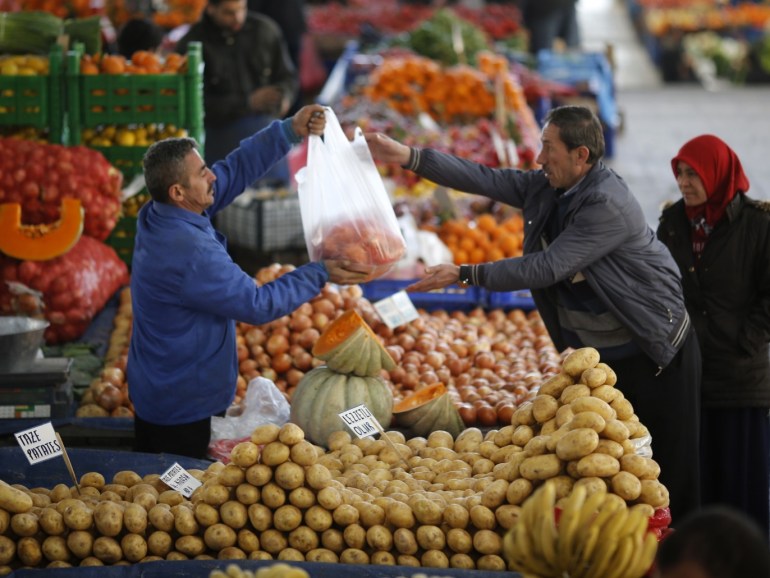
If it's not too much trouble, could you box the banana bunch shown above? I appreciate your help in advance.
[502,480,659,578]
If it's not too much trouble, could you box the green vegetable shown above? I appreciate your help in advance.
[0,11,62,55]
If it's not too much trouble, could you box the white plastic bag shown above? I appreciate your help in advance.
[210,377,290,442]
[296,108,406,282]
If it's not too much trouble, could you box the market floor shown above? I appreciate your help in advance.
[578,0,770,227]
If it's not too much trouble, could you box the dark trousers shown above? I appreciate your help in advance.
[134,414,214,459]
[701,407,770,537]
[610,329,702,524]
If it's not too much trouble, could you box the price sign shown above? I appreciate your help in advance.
[14,422,62,465]
[373,290,419,329]
[160,463,202,498]
[338,404,383,440]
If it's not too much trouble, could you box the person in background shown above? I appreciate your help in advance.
[127,105,369,459]
[365,105,701,523]
[657,134,770,537]
[654,506,770,578]
[519,0,581,54]
[116,17,165,59]
[247,0,307,115]
[176,0,298,179]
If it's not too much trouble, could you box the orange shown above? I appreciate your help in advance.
[101,55,126,75]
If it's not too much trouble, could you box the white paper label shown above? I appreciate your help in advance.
[14,422,62,465]
[338,404,383,440]
[160,463,202,498]
[373,290,419,329]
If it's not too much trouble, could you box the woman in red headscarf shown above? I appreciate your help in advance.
[657,134,770,537]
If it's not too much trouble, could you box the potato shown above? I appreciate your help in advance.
[560,383,591,404]
[591,384,621,404]
[246,503,271,532]
[121,533,148,562]
[505,478,533,506]
[11,512,39,537]
[194,502,220,527]
[573,476,608,495]
[173,505,199,536]
[147,531,173,557]
[262,529,289,555]
[412,525,443,551]
[229,442,260,468]
[477,554,507,571]
[62,501,94,531]
[540,418,558,437]
[305,463,332,491]
[17,536,43,566]
[473,529,502,556]
[202,483,231,507]
[41,535,69,563]
[611,471,642,501]
[580,367,608,388]
[236,528,260,554]
[450,553,476,569]
[175,535,206,557]
[620,455,661,480]
[538,372,574,398]
[576,453,621,478]
[275,461,305,490]
[421,549,449,568]
[218,546,247,560]
[469,505,496,531]
[279,422,305,446]
[0,482,33,513]
[245,464,272,487]
[410,497,442,525]
[234,484,259,506]
[260,482,286,509]
[261,441,291,466]
[480,479,508,509]
[218,464,246,488]
[611,397,635,420]
[638,480,670,508]
[594,439,625,459]
[532,394,559,424]
[519,454,562,480]
[147,504,174,532]
[556,428,600,461]
[289,487,316,510]
[442,503,469,529]
[567,411,606,433]
[288,524,320,553]
[274,504,303,532]
[220,500,248,530]
[453,428,484,453]
[340,548,369,565]
[370,550,395,565]
[511,402,535,427]
[320,528,345,553]
[38,507,65,535]
[251,423,280,445]
[494,504,521,530]
[595,362,617,385]
[562,347,601,377]
[511,424,534,447]
[92,536,122,564]
[49,483,71,503]
[603,419,631,443]
[204,523,237,551]
[79,472,105,491]
[570,396,616,422]
[124,502,148,534]
[0,536,14,565]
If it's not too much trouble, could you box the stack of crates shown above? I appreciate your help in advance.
[65,42,204,266]
[0,45,65,144]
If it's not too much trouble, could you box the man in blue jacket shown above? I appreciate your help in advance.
[128,105,368,459]
[366,105,701,523]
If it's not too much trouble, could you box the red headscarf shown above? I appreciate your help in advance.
[671,134,750,228]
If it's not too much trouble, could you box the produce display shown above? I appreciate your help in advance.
[0,350,666,574]
[211,563,309,578]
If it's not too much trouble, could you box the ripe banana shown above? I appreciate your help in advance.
[557,483,586,569]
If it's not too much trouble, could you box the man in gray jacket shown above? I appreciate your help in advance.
[366,105,701,523]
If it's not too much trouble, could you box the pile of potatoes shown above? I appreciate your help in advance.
[0,348,666,573]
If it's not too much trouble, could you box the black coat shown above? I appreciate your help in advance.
[657,195,770,408]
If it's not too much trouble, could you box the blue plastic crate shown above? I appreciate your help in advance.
[361,279,485,312]
[485,289,536,311]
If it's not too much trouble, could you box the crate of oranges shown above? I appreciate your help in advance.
[65,42,203,143]
[435,212,524,266]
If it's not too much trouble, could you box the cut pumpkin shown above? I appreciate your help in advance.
[393,383,465,439]
[0,197,84,261]
[312,309,395,377]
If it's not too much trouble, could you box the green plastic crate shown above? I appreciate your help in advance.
[105,215,137,267]
[66,42,203,145]
[0,45,64,143]
[91,145,148,180]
